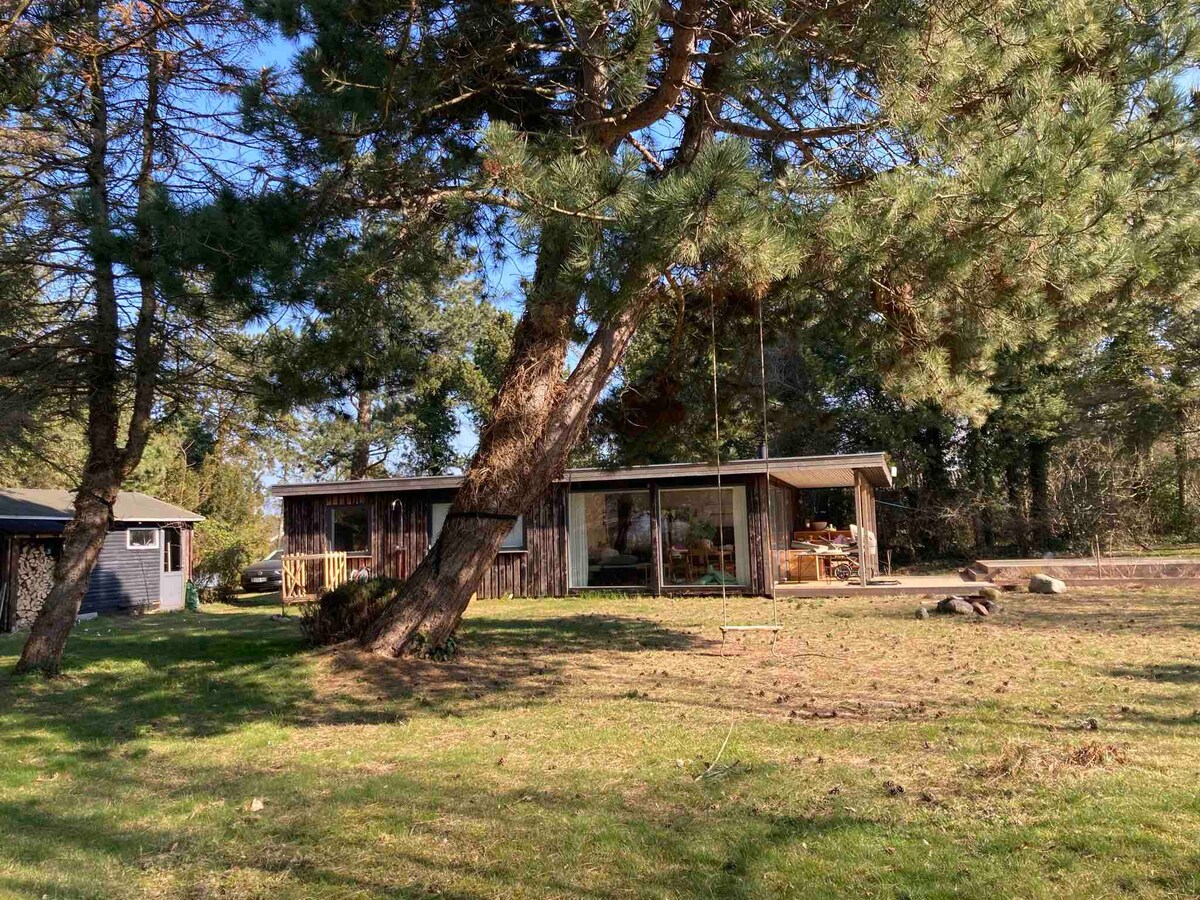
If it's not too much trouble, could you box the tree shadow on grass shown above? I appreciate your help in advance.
[463,612,705,653]
[0,757,896,900]
[1107,662,1200,684]
[18,747,1189,900]
[0,609,318,750]
[314,612,708,722]
[220,590,284,609]
[0,607,706,748]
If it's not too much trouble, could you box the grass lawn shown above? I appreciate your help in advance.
[1,587,1199,899]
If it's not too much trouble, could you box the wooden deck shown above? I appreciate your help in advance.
[774,573,991,598]
[967,557,1200,584]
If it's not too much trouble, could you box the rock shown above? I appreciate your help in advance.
[1028,573,1066,594]
[936,597,975,616]
[980,586,1002,602]
[915,606,930,620]
[978,598,1000,615]
[971,601,989,616]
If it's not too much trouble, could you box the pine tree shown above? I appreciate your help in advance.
[249,0,1200,655]
[258,224,498,479]
[1,0,270,674]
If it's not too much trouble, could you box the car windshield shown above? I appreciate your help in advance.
[263,550,282,562]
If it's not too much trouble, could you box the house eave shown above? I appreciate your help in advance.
[270,452,894,498]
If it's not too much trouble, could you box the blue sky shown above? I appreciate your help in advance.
[247,31,541,482]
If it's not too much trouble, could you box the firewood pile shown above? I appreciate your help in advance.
[13,542,55,629]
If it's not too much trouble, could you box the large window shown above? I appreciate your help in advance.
[568,491,653,588]
[660,487,750,586]
[328,504,370,554]
[431,503,525,551]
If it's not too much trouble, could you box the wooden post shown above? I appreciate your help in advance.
[757,474,774,598]
[649,482,663,596]
[854,470,869,585]
[852,470,879,584]
[1,535,12,632]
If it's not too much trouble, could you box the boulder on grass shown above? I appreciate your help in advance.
[936,597,975,616]
[971,601,989,617]
[980,586,1002,602]
[978,598,1000,615]
[1028,573,1066,594]
[915,606,930,620]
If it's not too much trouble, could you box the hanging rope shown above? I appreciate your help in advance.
[756,296,779,626]
[707,286,729,628]
[706,285,782,653]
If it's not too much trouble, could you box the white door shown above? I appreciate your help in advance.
[159,527,184,610]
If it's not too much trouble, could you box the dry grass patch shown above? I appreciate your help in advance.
[974,739,1132,781]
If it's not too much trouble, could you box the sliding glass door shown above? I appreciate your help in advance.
[568,491,654,588]
[660,486,750,586]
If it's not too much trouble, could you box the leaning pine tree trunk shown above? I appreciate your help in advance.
[363,286,651,657]
[14,477,119,675]
[15,27,161,675]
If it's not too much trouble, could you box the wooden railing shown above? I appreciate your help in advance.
[281,552,349,603]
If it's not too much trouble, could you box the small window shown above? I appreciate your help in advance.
[328,504,370,554]
[127,528,159,550]
[431,503,525,550]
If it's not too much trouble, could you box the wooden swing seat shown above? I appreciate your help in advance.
[719,623,782,656]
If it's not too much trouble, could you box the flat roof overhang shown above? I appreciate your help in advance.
[270,452,893,498]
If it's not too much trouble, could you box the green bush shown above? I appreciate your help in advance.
[192,518,272,592]
[299,577,402,647]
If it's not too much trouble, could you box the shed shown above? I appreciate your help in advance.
[0,489,204,631]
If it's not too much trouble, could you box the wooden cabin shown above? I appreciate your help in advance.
[271,453,893,601]
[0,489,202,631]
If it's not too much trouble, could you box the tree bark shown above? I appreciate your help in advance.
[350,388,374,479]
[918,424,949,557]
[1005,457,1029,557]
[14,479,121,675]
[966,429,993,557]
[1174,412,1189,523]
[361,0,711,657]
[363,280,654,657]
[15,19,160,675]
[1029,439,1053,551]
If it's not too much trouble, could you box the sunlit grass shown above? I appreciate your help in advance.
[1,586,1199,898]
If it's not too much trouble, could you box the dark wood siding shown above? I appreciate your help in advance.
[283,485,568,599]
[746,474,772,595]
[281,476,780,600]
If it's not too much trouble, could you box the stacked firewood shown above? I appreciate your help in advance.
[13,543,55,629]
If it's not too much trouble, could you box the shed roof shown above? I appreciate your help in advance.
[270,452,894,498]
[0,488,204,526]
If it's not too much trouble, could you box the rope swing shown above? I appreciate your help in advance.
[711,289,781,655]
